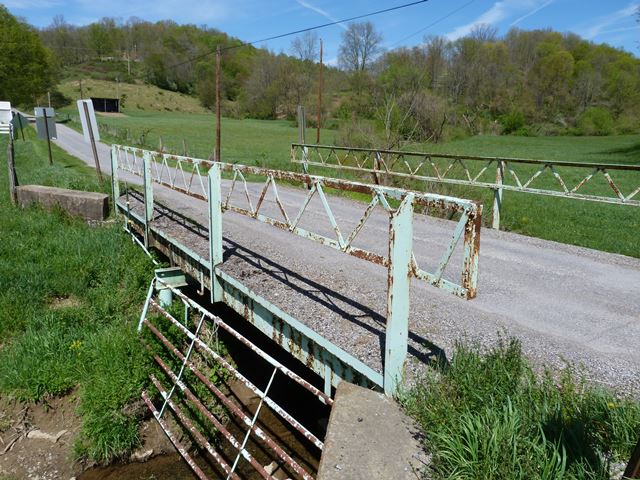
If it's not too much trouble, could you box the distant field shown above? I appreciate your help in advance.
[62,110,640,258]
[60,109,330,167]
[58,79,208,114]
[414,135,640,258]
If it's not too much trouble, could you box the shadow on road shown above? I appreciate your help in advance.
[131,190,449,371]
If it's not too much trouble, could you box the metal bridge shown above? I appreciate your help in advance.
[110,143,482,478]
[42,121,640,478]
[290,143,640,230]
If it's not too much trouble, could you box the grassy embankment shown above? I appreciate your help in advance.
[60,108,640,259]
[58,78,208,114]
[0,128,154,462]
[402,339,640,480]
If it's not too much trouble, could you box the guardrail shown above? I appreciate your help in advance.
[140,275,325,479]
[290,143,640,230]
[111,144,482,394]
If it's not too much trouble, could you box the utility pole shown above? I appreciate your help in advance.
[47,91,51,108]
[215,45,221,162]
[317,39,323,144]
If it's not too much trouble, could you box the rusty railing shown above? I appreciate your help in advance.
[140,274,329,479]
[111,144,482,395]
[290,143,640,230]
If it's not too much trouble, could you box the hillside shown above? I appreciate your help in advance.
[57,78,208,114]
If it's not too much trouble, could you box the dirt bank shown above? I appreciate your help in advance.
[0,393,174,480]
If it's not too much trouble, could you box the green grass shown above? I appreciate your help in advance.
[61,109,640,258]
[401,338,640,480]
[59,109,331,168]
[0,128,155,462]
[414,135,640,257]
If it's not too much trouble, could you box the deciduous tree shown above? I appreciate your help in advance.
[0,6,56,105]
[290,31,319,62]
[338,22,383,71]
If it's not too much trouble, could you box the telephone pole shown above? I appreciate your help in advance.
[317,39,323,144]
[215,45,221,162]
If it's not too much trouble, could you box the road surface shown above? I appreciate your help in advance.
[53,123,640,395]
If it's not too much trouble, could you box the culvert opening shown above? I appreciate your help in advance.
[81,276,331,480]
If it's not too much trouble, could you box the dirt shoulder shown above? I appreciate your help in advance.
[0,393,83,480]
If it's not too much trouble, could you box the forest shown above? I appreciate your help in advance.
[4,7,640,146]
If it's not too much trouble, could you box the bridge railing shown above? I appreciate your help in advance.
[111,144,482,394]
[290,143,640,230]
[139,275,326,479]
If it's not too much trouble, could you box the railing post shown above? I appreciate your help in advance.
[143,151,154,248]
[462,204,482,299]
[297,105,312,190]
[110,145,120,215]
[208,163,223,303]
[384,193,414,395]
[373,151,382,185]
[492,160,504,230]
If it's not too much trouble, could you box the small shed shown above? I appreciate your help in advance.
[91,97,119,113]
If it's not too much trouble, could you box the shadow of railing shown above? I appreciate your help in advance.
[125,189,449,370]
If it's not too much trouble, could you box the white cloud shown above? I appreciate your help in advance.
[581,2,639,39]
[324,56,338,66]
[446,0,548,40]
[598,24,640,35]
[295,0,347,30]
[510,0,554,26]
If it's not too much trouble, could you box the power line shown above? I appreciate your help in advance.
[168,0,431,68]
[389,0,477,48]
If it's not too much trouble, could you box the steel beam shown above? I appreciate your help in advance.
[384,194,414,395]
[118,200,383,391]
[142,150,153,247]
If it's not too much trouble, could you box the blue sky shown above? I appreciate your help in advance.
[6,0,640,63]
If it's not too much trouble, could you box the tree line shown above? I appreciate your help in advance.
[2,5,639,144]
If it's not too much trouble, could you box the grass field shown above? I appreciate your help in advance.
[402,339,640,480]
[60,109,640,258]
[0,129,154,462]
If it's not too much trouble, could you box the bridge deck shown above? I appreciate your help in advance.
[122,183,640,395]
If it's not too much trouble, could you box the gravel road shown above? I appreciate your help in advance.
[53,123,640,396]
